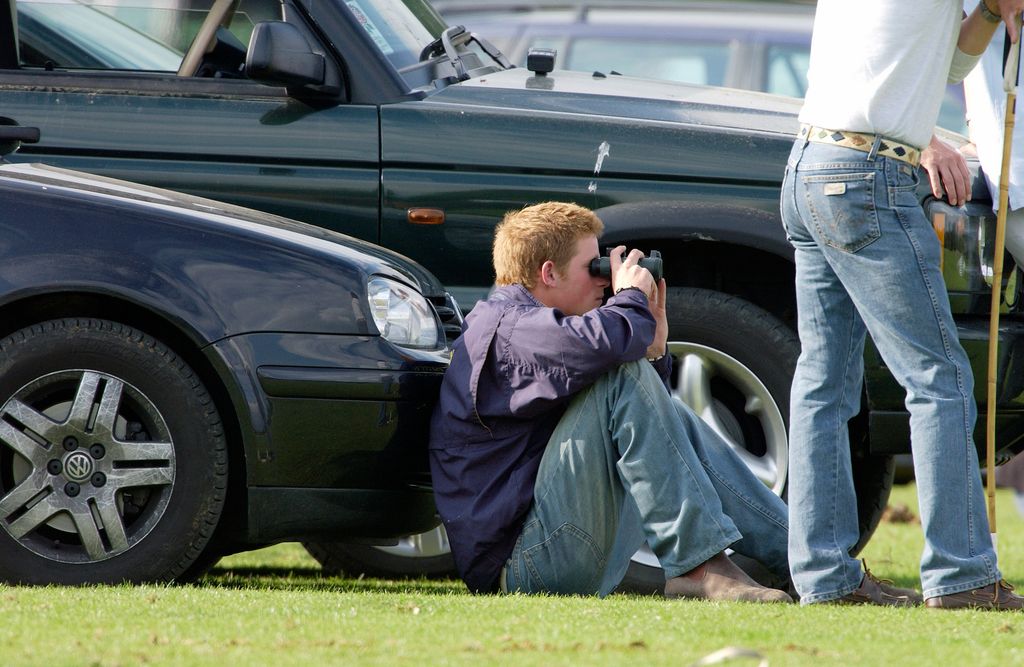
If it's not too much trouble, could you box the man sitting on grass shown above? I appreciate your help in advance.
[429,201,793,602]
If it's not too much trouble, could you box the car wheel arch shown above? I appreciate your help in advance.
[590,234,796,327]
[594,200,794,262]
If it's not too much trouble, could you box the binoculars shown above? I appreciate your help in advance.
[589,249,663,282]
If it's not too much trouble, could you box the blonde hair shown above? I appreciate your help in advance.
[493,202,604,289]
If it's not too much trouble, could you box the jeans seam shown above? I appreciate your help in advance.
[923,573,1001,600]
[839,295,863,587]
[522,522,606,593]
[893,203,981,558]
[695,456,787,531]
[800,578,862,605]
[617,363,736,540]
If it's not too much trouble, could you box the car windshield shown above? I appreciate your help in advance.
[342,0,445,70]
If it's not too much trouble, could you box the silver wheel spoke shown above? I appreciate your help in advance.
[92,378,125,437]
[675,352,739,447]
[67,372,103,431]
[380,526,451,558]
[108,440,174,464]
[0,420,50,465]
[70,509,107,561]
[8,494,61,539]
[109,467,173,488]
[0,473,50,519]
[730,446,777,486]
[94,500,129,553]
[4,399,60,442]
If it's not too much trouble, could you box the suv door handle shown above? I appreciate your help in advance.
[0,126,40,144]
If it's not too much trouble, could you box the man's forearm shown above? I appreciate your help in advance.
[960,0,1002,55]
[960,0,1022,54]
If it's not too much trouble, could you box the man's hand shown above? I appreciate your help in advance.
[996,0,1024,43]
[646,278,669,361]
[609,246,655,299]
[921,135,972,207]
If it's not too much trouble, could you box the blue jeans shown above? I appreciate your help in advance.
[780,138,1000,602]
[501,360,790,596]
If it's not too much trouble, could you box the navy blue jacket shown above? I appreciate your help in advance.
[429,284,672,592]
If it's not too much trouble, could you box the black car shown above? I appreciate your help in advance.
[0,132,457,584]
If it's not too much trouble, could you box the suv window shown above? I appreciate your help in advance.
[15,0,276,72]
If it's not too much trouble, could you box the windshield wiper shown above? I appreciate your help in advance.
[418,24,512,81]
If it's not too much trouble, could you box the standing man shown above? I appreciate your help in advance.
[430,201,792,602]
[781,0,1024,610]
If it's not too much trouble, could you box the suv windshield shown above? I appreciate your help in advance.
[344,0,445,70]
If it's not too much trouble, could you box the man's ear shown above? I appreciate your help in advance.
[539,260,559,287]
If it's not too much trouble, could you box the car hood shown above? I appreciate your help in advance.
[435,67,803,135]
[384,68,804,185]
[0,163,445,296]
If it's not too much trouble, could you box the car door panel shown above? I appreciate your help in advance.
[1,75,382,242]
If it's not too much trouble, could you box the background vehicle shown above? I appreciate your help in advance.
[0,132,457,583]
[432,0,968,134]
[1,0,1020,588]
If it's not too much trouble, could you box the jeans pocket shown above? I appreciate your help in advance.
[522,522,606,594]
[889,166,921,208]
[802,171,881,253]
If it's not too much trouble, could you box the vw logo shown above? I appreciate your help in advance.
[63,451,94,482]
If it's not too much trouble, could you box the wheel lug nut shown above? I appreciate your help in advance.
[62,436,78,451]
[64,482,80,497]
[91,472,106,488]
[89,444,106,459]
[46,459,63,475]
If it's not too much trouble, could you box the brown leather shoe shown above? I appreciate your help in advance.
[831,565,921,607]
[925,580,1024,611]
[664,552,793,603]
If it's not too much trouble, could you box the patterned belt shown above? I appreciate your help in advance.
[799,124,921,168]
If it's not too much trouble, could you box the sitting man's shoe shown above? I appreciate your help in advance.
[925,580,1024,611]
[831,561,921,607]
[665,552,793,603]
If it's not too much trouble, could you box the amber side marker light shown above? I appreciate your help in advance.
[408,208,445,225]
[933,212,945,273]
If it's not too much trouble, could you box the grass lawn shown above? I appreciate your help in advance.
[1,484,1023,666]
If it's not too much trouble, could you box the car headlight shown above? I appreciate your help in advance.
[367,276,441,349]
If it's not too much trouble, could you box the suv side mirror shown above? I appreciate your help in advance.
[246,21,340,96]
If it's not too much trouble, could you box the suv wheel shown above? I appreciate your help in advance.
[0,319,227,584]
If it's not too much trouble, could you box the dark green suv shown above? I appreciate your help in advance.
[2,0,1020,586]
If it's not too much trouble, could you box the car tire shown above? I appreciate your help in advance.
[618,288,894,594]
[0,318,227,584]
[303,527,455,579]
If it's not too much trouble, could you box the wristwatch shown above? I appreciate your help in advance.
[980,0,1001,24]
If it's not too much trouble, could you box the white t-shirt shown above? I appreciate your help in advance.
[963,0,1024,211]
[800,0,978,149]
